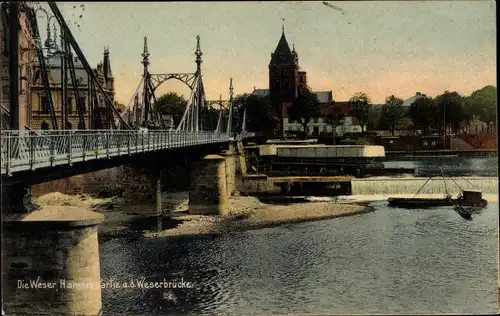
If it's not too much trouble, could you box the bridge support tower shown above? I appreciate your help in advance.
[189,155,230,215]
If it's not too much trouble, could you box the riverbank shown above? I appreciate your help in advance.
[146,196,371,238]
[34,192,371,239]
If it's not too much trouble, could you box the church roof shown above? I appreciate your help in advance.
[269,31,296,66]
[251,89,333,104]
[251,89,269,97]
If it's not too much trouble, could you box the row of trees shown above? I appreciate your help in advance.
[336,86,496,136]
[137,85,496,137]
[372,85,497,135]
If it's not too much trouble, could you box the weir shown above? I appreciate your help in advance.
[351,177,499,195]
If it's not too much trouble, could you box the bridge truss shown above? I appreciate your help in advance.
[121,34,240,136]
[4,1,250,137]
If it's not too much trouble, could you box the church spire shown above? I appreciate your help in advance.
[103,46,113,80]
[282,18,285,34]
[269,23,296,66]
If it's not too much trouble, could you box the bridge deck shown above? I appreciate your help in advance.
[0,130,258,175]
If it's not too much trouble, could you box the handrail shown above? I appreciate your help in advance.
[1,130,254,175]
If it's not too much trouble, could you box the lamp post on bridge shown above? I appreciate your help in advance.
[195,35,203,132]
[227,77,234,137]
[141,36,150,126]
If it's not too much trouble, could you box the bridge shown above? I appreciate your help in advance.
[1,2,254,211]
[1,3,255,315]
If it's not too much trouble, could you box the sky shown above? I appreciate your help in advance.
[44,1,496,106]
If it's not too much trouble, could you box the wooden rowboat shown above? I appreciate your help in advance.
[387,168,488,210]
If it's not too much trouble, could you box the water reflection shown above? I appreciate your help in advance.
[100,202,498,315]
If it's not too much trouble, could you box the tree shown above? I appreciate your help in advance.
[465,85,497,134]
[324,104,345,144]
[408,97,439,134]
[155,92,188,127]
[200,106,220,131]
[380,95,405,136]
[435,91,465,135]
[156,92,187,115]
[348,92,372,132]
[232,93,280,136]
[289,86,320,136]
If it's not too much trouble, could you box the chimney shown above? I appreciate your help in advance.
[416,92,421,96]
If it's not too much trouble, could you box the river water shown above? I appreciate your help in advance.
[100,202,498,315]
[100,157,498,315]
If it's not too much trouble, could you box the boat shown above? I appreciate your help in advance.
[388,196,453,208]
[456,190,488,209]
[454,205,473,220]
[387,169,488,209]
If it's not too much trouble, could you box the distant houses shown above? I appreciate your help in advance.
[251,88,363,136]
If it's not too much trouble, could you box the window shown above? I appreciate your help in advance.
[431,141,436,147]
[78,97,86,113]
[40,96,50,114]
[67,96,73,114]
[423,141,428,146]
[389,140,394,144]
[2,85,9,100]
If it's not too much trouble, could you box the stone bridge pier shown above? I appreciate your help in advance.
[120,150,194,216]
[121,164,166,216]
[188,141,242,215]
[120,142,243,217]
[2,180,104,315]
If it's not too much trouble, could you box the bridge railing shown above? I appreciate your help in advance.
[1,130,229,175]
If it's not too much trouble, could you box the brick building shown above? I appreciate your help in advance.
[1,3,114,130]
[0,2,36,130]
[30,48,115,130]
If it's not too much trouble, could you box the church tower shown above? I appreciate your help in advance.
[269,27,299,105]
[269,26,299,134]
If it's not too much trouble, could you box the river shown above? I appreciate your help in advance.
[100,201,498,315]
[99,157,498,314]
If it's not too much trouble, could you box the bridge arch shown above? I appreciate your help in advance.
[149,73,197,93]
